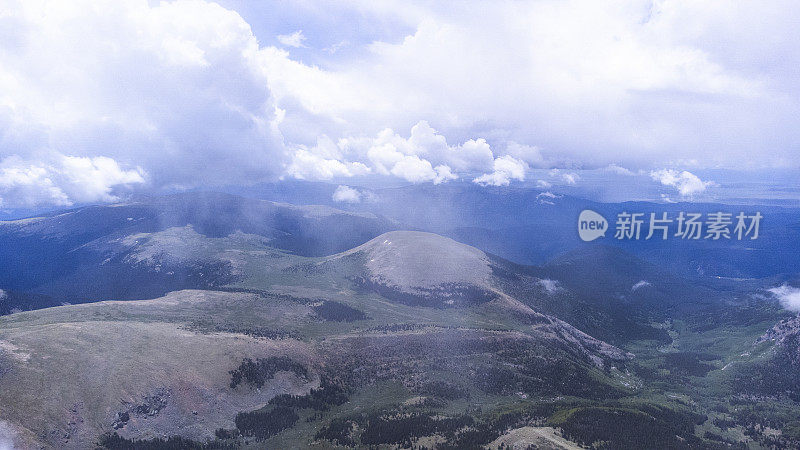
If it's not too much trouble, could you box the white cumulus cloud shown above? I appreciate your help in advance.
[561,172,579,185]
[0,154,145,207]
[287,149,371,180]
[504,142,547,168]
[473,155,527,186]
[0,0,285,207]
[2,0,799,206]
[287,121,523,185]
[650,169,714,196]
[332,185,362,203]
[769,284,800,312]
[332,185,378,203]
[259,1,796,171]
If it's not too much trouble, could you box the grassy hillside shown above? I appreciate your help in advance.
[0,224,797,448]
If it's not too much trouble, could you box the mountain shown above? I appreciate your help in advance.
[0,289,60,316]
[234,181,800,279]
[299,232,685,346]
[0,201,753,346]
[326,231,496,307]
[722,313,800,402]
[0,192,396,302]
[1,194,798,448]
[541,243,719,312]
[0,230,637,448]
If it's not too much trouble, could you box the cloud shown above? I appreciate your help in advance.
[0,289,6,301]
[260,1,798,171]
[536,191,561,205]
[390,157,455,184]
[548,169,579,185]
[431,165,457,184]
[535,180,552,189]
[473,155,527,186]
[632,280,651,291]
[360,121,493,174]
[287,121,517,184]
[0,0,284,206]
[277,30,307,48]
[650,169,714,196]
[603,164,636,176]
[287,148,371,180]
[561,172,579,185]
[503,142,546,168]
[0,154,145,208]
[332,185,378,203]
[538,279,562,294]
[2,0,800,206]
[769,285,800,312]
[332,185,362,203]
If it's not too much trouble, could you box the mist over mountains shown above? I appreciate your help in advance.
[3,186,798,305]
[227,181,800,278]
[0,189,797,447]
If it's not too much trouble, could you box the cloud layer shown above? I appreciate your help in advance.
[1,0,799,206]
[264,0,800,170]
[287,121,525,185]
[1,0,283,207]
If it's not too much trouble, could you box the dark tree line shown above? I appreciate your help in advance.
[234,406,299,440]
[228,356,308,389]
[312,300,368,322]
[269,376,348,410]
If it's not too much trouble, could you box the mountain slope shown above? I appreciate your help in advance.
[240,181,800,279]
[306,233,677,345]
[0,281,630,448]
[0,290,318,448]
[351,231,494,292]
[0,209,791,448]
[0,230,643,448]
[0,192,395,303]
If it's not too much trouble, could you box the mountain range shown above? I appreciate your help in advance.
[0,191,798,448]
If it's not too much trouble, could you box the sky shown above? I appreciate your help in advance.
[0,0,799,209]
